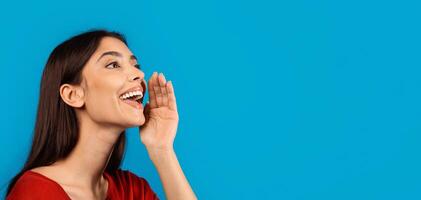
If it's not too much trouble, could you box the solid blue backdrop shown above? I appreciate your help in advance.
[1,0,421,199]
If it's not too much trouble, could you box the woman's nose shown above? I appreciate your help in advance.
[128,66,145,82]
[130,73,143,81]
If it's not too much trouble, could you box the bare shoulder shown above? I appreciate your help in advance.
[30,166,50,174]
[29,165,68,187]
[30,166,58,179]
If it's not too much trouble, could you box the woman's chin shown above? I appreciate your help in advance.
[119,100,146,126]
[126,115,146,127]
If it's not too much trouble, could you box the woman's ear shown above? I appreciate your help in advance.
[59,83,85,108]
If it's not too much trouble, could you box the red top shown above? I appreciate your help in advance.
[6,169,160,200]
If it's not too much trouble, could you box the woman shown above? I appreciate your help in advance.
[6,30,197,200]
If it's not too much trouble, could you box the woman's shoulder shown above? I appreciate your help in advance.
[6,170,70,200]
[105,169,159,199]
[7,168,159,200]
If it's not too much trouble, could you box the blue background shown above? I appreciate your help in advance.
[1,0,421,199]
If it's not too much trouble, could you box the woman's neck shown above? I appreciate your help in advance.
[52,114,124,191]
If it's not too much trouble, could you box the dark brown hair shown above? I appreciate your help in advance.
[6,29,128,195]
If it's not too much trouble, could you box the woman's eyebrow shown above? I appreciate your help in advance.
[96,51,138,62]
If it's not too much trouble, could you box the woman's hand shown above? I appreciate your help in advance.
[140,72,179,152]
[140,72,198,200]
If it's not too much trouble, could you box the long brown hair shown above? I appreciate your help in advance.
[6,29,129,195]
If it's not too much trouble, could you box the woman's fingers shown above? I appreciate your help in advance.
[148,71,176,110]
[153,72,163,106]
[166,80,177,112]
[147,72,158,108]
[158,73,169,106]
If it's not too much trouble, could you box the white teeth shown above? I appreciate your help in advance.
[120,90,143,100]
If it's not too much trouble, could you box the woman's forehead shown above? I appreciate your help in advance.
[94,37,133,60]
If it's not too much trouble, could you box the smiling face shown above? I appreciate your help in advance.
[75,36,146,128]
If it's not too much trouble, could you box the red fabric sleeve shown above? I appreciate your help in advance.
[6,171,71,200]
[106,169,160,200]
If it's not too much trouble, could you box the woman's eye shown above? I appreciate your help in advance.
[106,62,120,69]
[134,64,141,69]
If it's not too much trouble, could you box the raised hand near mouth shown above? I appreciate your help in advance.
[140,71,179,152]
[139,71,198,200]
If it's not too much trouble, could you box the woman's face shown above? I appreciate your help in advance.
[78,36,146,129]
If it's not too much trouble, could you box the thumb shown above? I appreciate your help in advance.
[143,101,151,124]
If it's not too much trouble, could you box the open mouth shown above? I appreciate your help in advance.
[119,90,144,109]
